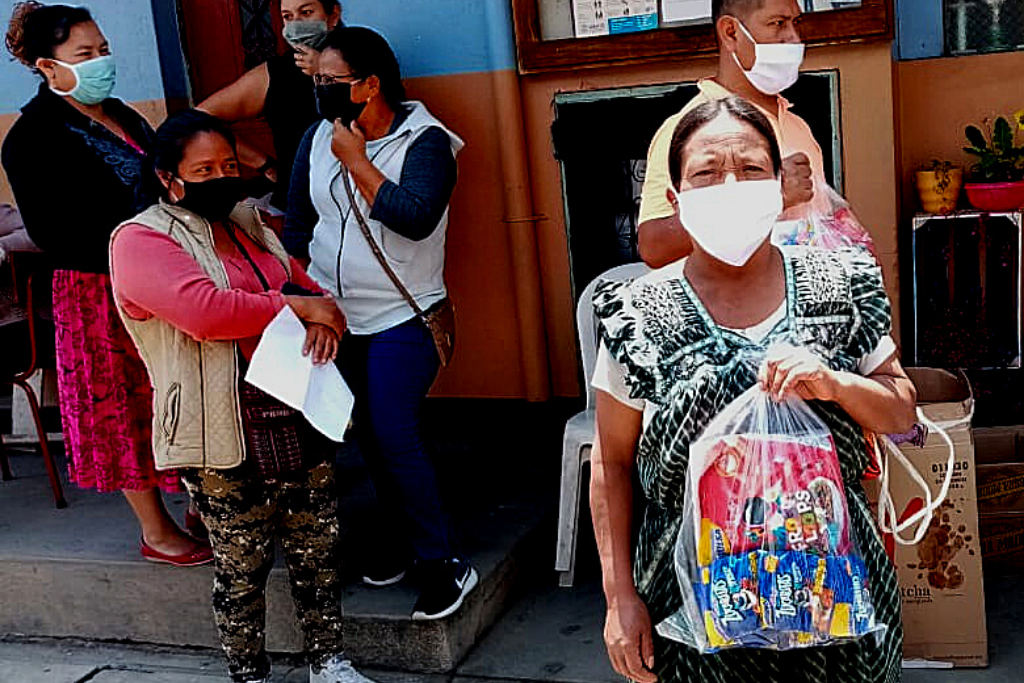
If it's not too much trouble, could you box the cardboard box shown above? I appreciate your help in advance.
[974,426,1024,565]
[974,426,1024,465]
[979,512,1024,567]
[977,462,1024,513]
[881,369,988,667]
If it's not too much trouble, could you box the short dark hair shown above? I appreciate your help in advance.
[668,97,782,189]
[711,0,764,25]
[5,1,93,72]
[321,26,405,111]
[150,109,237,197]
[319,0,340,10]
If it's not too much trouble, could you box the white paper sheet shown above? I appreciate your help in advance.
[661,0,711,24]
[573,0,658,37]
[245,307,353,442]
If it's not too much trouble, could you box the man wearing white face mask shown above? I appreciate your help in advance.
[637,0,830,268]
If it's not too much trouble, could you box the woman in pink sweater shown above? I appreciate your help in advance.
[110,110,374,683]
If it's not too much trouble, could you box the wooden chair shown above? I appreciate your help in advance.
[0,254,66,508]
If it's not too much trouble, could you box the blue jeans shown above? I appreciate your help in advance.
[339,316,453,561]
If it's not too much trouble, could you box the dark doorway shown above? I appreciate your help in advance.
[552,72,842,302]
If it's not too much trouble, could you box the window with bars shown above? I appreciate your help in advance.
[946,0,1024,55]
[237,0,279,69]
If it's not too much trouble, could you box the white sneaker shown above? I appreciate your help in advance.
[310,655,378,683]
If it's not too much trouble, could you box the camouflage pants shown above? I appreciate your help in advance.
[182,460,344,682]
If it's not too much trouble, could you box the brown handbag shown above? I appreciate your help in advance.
[217,222,328,481]
[340,172,456,366]
[237,377,314,483]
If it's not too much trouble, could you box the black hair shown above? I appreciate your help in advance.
[711,0,764,26]
[668,97,782,189]
[150,109,237,198]
[320,25,405,111]
[318,0,340,10]
[5,1,94,72]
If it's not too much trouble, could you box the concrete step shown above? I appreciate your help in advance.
[0,400,567,673]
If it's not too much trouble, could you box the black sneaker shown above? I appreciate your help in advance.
[411,557,478,621]
[361,554,408,587]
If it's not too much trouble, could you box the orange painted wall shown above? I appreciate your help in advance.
[520,41,902,398]
[404,71,531,398]
[895,51,1024,223]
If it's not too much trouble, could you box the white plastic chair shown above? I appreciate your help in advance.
[556,262,650,587]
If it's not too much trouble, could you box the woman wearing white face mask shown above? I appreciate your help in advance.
[198,0,343,213]
[590,97,913,683]
[2,2,212,566]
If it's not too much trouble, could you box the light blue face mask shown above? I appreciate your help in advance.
[51,54,116,105]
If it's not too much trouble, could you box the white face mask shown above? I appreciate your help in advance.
[732,20,804,95]
[675,177,783,267]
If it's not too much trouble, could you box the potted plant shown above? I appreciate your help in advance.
[963,112,1024,212]
[916,159,963,214]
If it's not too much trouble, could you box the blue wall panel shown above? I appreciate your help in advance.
[895,0,944,60]
[343,0,517,78]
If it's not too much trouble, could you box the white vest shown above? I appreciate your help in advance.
[307,101,464,335]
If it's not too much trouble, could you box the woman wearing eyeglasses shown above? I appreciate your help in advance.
[283,26,473,622]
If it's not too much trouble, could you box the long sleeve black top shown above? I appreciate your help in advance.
[1,85,157,274]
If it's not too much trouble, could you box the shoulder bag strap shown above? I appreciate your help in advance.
[224,221,273,292]
[339,169,426,318]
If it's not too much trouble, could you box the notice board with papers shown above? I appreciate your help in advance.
[514,0,890,73]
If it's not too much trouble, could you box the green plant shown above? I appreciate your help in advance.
[964,113,1024,183]
[921,159,958,193]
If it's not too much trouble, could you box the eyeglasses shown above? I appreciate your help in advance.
[314,73,363,86]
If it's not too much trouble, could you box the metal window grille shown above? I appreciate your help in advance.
[237,0,278,70]
[946,0,1024,55]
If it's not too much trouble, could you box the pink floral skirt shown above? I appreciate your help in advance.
[52,270,179,493]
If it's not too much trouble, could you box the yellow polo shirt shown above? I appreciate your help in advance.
[638,79,830,224]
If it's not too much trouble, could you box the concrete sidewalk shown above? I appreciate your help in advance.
[3,394,1021,683]
[0,397,575,673]
[2,564,1023,683]
[0,572,621,683]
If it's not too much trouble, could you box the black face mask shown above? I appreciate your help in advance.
[316,82,366,127]
[174,176,246,222]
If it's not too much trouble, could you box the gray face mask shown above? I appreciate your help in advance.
[283,19,329,49]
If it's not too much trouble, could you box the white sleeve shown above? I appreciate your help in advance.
[591,342,645,412]
[858,335,897,375]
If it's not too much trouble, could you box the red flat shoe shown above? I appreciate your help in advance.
[140,538,214,567]
[184,509,209,542]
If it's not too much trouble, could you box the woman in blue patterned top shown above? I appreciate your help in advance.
[589,96,916,683]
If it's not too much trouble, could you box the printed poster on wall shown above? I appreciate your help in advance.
[573,0,659,38]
